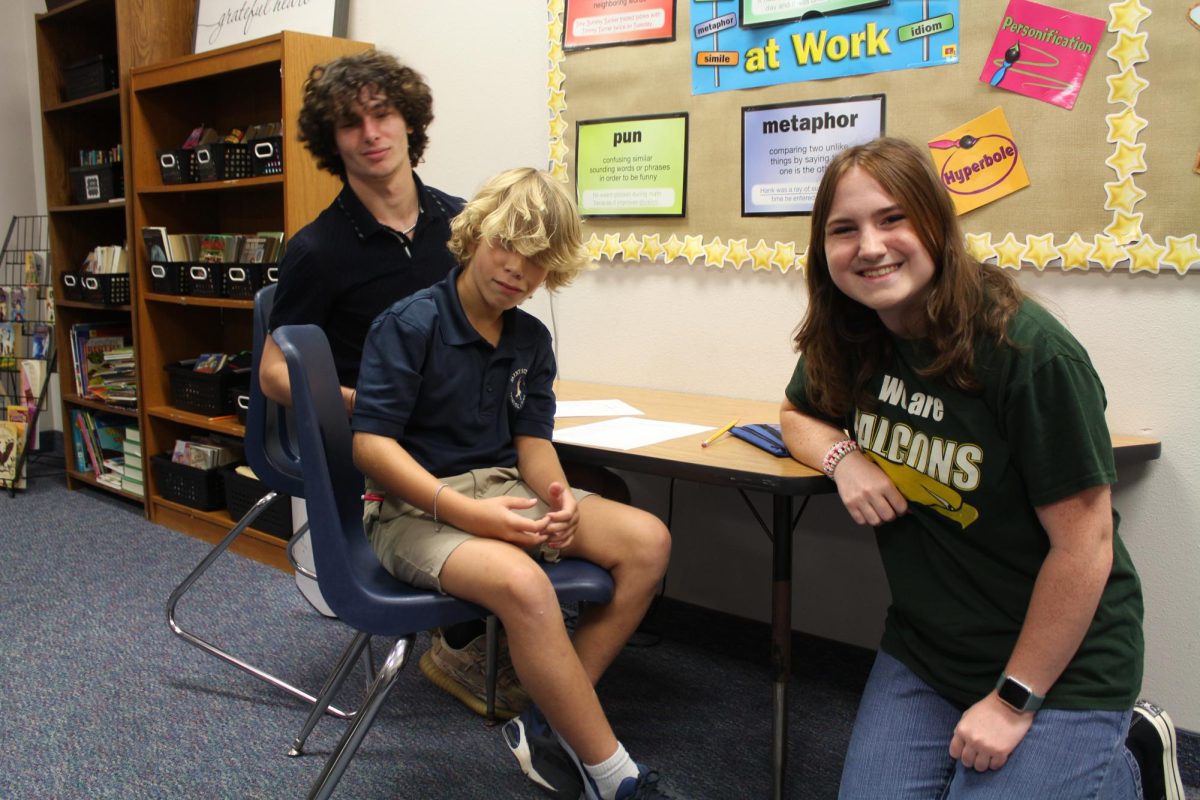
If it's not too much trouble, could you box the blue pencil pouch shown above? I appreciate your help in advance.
[730,423,789,458]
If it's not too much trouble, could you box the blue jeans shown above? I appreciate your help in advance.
[838,651,1140,800]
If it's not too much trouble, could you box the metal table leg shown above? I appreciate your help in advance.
[771,494,794,800]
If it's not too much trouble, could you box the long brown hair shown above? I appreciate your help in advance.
[794,137,1023,418]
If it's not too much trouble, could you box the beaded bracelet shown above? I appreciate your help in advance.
[432,483,450,524]
[821,439,860,478]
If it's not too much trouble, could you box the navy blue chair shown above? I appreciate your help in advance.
[166,283,360,720]
[273,323,615,800]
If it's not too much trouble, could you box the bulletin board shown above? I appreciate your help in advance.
[545,0,1200,274]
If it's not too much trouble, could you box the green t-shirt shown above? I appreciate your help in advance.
[785,300,1143,709]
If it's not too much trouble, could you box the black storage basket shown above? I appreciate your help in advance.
[62,55,117,100]
[166,361,250,416]
[61,271,84,301]
[235,393,250,425]
[69,163,123,204]
[149,262,188,295]
[80,273,131,306]
[151,454,226,511]
[223,466,293,539]
[158,149,195,184]
[185,262,225,297]
[222,262,278,299]
[250,136,283,176]
[193,142,251,181]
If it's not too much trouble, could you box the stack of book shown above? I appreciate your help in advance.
[86,345,137,407]
[141,226,284,264]
[171,436,240,470]
[69,321,134,403]
[122,426,143,496]
[69,409,126,486]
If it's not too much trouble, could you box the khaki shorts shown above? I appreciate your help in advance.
[363,466,592,593]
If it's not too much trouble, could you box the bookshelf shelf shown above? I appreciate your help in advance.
[35,0,197,503]
[129,31,371,553]
[66,466,143,501]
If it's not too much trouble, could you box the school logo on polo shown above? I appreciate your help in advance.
[508,368,529,410]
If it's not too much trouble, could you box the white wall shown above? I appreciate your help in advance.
[355,1,1200,730]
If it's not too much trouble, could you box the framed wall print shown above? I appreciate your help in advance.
[193,0,348,54]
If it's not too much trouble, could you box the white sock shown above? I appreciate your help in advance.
[585,742,640,800]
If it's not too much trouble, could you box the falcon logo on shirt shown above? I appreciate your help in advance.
[509,368,529,410]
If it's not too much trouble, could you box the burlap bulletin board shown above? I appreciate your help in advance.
[546,0,1199,274]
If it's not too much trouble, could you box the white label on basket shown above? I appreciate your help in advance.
[237,395,250,410]
[266,266,278,282]
[254,141,275,158]
[63,274,77,286]
[228,267,246,281]
[151,264,166,278]
[160,153,177,168]
[189,266,208,280]
[83,276,98,289]
[84,174,101,201]
[196,149,211,164]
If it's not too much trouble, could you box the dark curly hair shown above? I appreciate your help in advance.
[297,50,434,179]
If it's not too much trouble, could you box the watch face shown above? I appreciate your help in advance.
[997,677,1032,710]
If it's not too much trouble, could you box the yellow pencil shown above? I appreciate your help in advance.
[701,418,739,448]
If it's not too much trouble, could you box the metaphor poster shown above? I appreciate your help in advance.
[927,106,1030,215]
[575,113,689,217]
[692,0,959,95]
[979,0,1105,110]
[743,94,884,216]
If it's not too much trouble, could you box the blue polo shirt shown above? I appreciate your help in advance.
[268,175,463,387]
[352,268,557,478]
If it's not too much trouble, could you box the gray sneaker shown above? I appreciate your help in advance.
[502,705,583,799]
[419,627,531,719]
[1127,699,1184,800]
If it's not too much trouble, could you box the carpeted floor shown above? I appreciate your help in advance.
[1,458,1196,799]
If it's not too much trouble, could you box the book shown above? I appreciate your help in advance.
[0,322,20,370]
[238,236,268,264]
[257,231,285,263]
[198,234,235,263]
[141,226,171,263]
[0,419,27,489]
[74,411,103,477]
[729,423,790,458]
[193,352,228,373]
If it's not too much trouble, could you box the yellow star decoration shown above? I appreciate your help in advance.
[1107,68,1149,107]
[992,233,1026,270]
[548,136,569,165]
[703,237,730,268]
[1105,107,1148,146]
[1089,235,1128,272]
[1057,233,1093,271]
[749,239,775,271]
[1108,0,1150,35]
[549,160,569,182]
[726,238,751,270]
[679,234,705,265]
[1106,31,1149,71]
[546,63,565,91]
[548,87,567,115]
[662,234,685,263]
[548,115,567,140]
[547,41,564,65]
[1103,210,1143,243]
[641,234,664,263]
[547,18,564,44]
[1125,235,1165,274]
[1104,141,1147,181]
[771,241,799,273]
[547,0,564,16]
[619,234,642,262]
[1023,234,1058,270]
[599,233,622,261]
[584,234,604,262]
[797,249,809,274]
[964,232,996,263]
[1103,177,1146,214]
[1162,235,1200,275]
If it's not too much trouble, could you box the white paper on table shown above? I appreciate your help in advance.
[552,417,714,451]
[554,399,644,418]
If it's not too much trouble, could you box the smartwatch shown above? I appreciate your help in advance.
[995,673,1045,712]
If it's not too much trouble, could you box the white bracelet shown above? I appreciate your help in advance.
[432,483,450,524]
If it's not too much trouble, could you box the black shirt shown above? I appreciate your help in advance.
[268,174,464,387]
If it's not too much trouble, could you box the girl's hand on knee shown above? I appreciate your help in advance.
[541,482,579,550]
[949,693,1035,772]
[469,496,550,545]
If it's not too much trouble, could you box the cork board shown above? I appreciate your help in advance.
[545,0,1200,274]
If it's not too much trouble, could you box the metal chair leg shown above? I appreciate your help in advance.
[166,492,355,720]
[290,631,373,757]
[485,615,499,720]
[307,635,415,800]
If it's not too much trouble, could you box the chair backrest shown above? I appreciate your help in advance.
[246,284,305,498]
[273,323,489,635]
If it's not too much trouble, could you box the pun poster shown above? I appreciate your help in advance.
[927,107,1029,215]
[979,0,1106,110]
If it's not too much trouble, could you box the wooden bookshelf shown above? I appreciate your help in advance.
[35,0,195,502]
[128,32,370,558]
